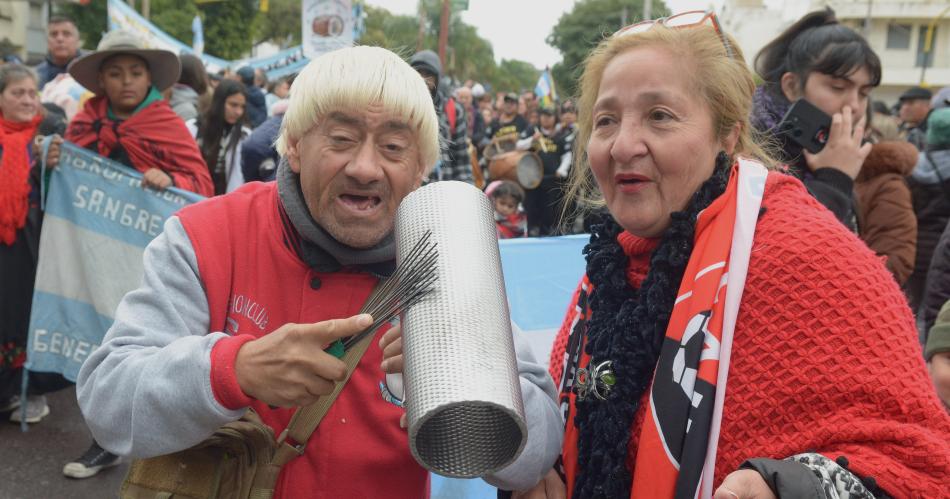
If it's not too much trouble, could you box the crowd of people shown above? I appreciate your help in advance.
[0,7,949,499]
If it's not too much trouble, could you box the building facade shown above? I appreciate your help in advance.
[721,0,950,104]
[0,0,49,64]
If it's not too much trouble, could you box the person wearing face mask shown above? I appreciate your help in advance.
[0,65,71,427]
[187,79,251,195]
[409,50,473,184]
[752,8,879,232]
[525,11,949,499]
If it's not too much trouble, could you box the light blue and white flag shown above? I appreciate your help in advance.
[534,68,558,108]
[24,140,203,383]
[191,15,204,56]
[430,234,588,498]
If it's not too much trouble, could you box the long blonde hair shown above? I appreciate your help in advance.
[564,25,774,219]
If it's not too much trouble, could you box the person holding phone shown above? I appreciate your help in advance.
[752,8,878,230]
[517,10,949,499]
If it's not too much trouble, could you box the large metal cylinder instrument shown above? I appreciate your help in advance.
[394,180,527,478]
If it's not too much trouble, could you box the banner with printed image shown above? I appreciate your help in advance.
[302,0,355,59]
[107,0,308,79]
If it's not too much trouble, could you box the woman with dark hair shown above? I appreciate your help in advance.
[752,8,881,230]
[169,53,209,122]
[187,79,250,195]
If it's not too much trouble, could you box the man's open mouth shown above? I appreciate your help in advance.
[339,194,382,212]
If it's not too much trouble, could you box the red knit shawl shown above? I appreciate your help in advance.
[549,172,950,497]
[0,111,42,245]
[66,96,213,197]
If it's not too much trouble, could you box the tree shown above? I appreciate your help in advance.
[55,0,108,49]
[359,3,536,95]
[547,0,669,98]
[359,5,420,57]
[493,59,539,95]
[55,0,259,61]
[254,0,302,47]
[198,0,260,60]
[150,0,200,46]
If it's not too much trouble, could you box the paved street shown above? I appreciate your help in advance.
[0,387,127,499]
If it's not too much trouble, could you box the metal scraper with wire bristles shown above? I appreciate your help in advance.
[267,232,437,409]
[325,230,439,358]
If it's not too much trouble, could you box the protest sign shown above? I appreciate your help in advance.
[25,141,203,382]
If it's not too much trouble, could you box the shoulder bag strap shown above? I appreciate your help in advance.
[247,282,384,499]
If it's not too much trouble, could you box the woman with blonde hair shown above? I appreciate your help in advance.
[533,11,950,499]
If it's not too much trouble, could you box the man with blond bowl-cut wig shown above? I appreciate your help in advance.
[76,46,562,497]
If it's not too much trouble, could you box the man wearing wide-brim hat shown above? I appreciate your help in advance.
[41,29,213,478]
[41,29,212,198]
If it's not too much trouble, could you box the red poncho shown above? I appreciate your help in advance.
[66,96,213,197]
[549,173,950,497]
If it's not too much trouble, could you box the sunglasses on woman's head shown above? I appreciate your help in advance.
[613,10,735,59]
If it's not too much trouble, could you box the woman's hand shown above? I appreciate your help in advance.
[142,168,173,190]
[512,469,567,499]
[33,135,63,169]
[379,323,403,375]
[714,469,777,499]
[379,324,408,428]
[803,106,871,180]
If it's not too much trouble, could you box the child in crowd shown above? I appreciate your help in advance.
[927,300,950,412]
[486,180,526,239]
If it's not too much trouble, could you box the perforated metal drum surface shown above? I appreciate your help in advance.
[395,181,527,478]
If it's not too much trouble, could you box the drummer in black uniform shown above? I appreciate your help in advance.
[515,104,572,236]
[483,92,529,148]
[480,92,530,181]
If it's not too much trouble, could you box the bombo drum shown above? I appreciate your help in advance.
[488,151,542,190]
[483,138,516,162]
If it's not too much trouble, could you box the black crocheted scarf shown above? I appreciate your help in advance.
[572,152,732,499]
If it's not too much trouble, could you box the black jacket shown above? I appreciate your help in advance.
[906,148,950,310]
[922,219,950,338]
[245,86,267,128]
[241,114,282,183]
